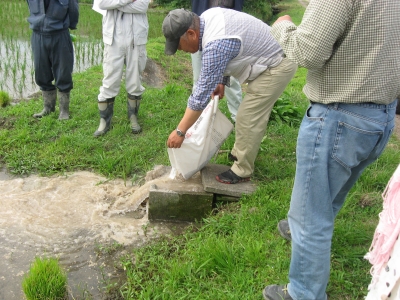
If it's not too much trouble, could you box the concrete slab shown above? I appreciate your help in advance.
[201,164,257,198]
[148,172,213,222]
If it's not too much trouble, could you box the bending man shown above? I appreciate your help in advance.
[163,8,297,184]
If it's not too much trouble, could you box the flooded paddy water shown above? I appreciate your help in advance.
[0,166,189,299]
[0,3,177,298]
[0,39,103,99]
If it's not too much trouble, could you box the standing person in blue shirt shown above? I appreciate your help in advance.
[163,8,297,184]
[191,0,244,123]
[27,0,79,120]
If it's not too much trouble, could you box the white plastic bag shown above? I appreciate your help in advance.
[168,96,234,179]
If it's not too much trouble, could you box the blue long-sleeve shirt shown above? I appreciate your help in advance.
[188,18,241,111]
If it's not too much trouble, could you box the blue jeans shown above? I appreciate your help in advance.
[287,100,397,300]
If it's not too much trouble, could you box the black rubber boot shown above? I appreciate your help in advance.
[127,94,142,134]
[33,90,56,118]
[58,91,70,120]
[93,98,114,137]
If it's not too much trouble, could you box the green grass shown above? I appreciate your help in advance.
[22,257,68,300]
[2,0,400,299]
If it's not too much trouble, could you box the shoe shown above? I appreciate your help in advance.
[278,220,292,241]
[228,152,237,161]
[215,169,250,184]
[263,284,293,300]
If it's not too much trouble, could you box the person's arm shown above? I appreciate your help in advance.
[167,38,240,148]
[271,0,351,70]
[98,0,134,10]
[167,108,203,148]
[68,0,79,30]
[117,0,149,14]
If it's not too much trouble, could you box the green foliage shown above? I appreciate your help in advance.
[152,0,190,9]
[22,257,68,300]
[270,91,303,126]
[152,0,278,22]
[0,90,11,107]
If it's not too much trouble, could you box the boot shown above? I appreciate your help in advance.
[58,91,70,120]
[33,90,56,118]
[93,98,114,137]
[127,94,142,134]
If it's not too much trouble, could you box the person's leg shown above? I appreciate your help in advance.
[98,43,125,102]
[31,32,55,91]
[51,31,74,120]
[230,58,297,178]
[94,43,125,136]
[125,44,146,97]
[52,30,74,93]
[287,101,396,300]
[31,32,57,117]
[225,76,242,122]
[125,44,146,133]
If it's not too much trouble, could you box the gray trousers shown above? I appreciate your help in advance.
[31,30,74,92]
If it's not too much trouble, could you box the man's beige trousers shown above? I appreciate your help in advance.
[231,57,297,177]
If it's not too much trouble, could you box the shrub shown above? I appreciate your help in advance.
[22,257,68,300]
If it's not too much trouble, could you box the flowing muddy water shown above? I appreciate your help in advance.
[0,165,189,299]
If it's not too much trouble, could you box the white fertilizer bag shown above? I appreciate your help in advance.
[168,96,234,179]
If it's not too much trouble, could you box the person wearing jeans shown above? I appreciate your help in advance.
[263,1,400,299]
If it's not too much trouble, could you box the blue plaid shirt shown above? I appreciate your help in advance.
[188,18,241,111]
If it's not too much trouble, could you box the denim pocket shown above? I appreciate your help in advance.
[305,104,324,121]
[27,0,40,14]
[332,121,382,169]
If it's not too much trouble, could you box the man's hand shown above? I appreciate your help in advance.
[167,107,202,148]
[167,130,185,148]
[211,84,225,100]
[273,15,292,25]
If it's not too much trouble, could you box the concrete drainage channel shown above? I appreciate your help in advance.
[148,164,256,222]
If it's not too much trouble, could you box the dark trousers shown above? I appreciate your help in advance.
[31,30,74,92]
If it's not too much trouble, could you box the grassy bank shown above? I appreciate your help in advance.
[1,0,399,299]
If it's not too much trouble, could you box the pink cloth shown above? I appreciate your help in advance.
[365,164,400,286]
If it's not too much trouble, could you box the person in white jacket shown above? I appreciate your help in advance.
[94,0,149,137]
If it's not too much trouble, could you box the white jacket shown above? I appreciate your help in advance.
[98,0,149,46]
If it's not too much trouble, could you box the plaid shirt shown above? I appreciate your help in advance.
[271,0,400,105]
[188,18,241,111]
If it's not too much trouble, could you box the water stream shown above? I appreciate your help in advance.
[0,166,189,299]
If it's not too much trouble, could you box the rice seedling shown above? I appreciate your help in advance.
[22,257,68,300]
[0,90,11,107]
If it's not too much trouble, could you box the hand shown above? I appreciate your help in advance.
[211,84,225,100]
[167,130,185,148]
[274,15,292,25]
